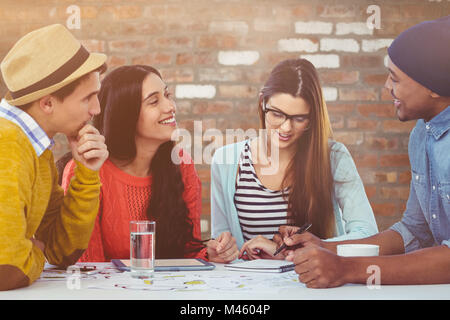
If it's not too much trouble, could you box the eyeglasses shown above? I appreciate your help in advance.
[262,102,310,130]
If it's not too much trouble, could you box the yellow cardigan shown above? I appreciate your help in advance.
[0,118,101,289]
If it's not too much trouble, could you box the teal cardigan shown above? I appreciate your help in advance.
[210,140,378,249]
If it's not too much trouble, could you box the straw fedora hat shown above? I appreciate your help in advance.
[1,24,107,106]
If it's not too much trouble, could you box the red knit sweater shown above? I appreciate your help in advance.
[61,153,207,262]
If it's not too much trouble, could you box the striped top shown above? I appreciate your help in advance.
[234,141,293,241]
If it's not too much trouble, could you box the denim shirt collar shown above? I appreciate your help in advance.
[424,105,450,140]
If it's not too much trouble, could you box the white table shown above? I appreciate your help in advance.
[0,262,449,300]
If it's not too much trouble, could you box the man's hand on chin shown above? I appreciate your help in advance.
[68,124,108,171]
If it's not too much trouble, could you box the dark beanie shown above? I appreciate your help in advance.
[388,15,450,97]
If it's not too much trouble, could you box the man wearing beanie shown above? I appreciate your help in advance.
[276,16,450,288]
[0,24,109,290]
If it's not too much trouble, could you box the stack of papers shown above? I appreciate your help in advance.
[224,259,295,273]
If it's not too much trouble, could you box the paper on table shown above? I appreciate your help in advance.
[224,259,295,273]
[87,270,303,292]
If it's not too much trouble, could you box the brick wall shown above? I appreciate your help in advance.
[1,0,449,238]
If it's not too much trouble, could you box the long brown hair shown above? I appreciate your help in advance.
[258,59,335,239]
[95,65,198,258]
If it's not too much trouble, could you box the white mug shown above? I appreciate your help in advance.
[337,244,379,257]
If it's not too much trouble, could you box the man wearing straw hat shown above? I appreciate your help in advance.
[0,24,108,290]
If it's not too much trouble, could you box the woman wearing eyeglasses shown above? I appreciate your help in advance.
[210,58,378,260]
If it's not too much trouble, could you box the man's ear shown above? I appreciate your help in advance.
[429,91,441,99]
[38,95,54,114]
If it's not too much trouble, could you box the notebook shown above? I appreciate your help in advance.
[225,259,295,273]
[112,258,215,272]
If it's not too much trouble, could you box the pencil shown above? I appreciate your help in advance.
[273,223,312,256]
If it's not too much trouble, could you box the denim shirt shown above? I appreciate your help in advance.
[391,106,450,252]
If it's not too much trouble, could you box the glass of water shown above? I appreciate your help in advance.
[130,220,155,278]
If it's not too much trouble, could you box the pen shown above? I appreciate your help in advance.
[273,223,312,256]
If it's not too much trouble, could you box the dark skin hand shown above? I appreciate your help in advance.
[276,226,450,288]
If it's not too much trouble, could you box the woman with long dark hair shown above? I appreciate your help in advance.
[210,58,378,259]
[62,65,237,262]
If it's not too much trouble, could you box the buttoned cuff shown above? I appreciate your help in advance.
[390,221,422,253]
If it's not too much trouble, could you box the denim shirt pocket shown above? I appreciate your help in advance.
[438,182,450,210]
[411,170,428,215]
[412,170,426,186]
[411,170,427,195]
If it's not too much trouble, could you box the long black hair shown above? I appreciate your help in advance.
[96,65,198,258]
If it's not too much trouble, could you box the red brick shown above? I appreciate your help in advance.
[176,52,216,66]
[234,101,259,116]
[143,4,186,20]
[106,55,127,68]
[80,39,105,53]
[341,55,383,69]
[372,203,398,217]
[320,70,359,85]
[175,101,191,115]
[159,68,194,83]
[241,69,271,84]
[339,88,378,101]
[380,154,410,167]
[382,5,442,21]
[106,5,142,19]
[197,34,239,49]
[196,168,211,182]
[365,185,377,199]
[353,154,378,168]
[376,171,398,183]
[132,53,172,65]
[364,136,398,151]
[202,202,211,216]
[380,186,410,201]
[121,22,165,35]
[265,52,303,67]
[108,40,148,52]
[291,4,316,18]
[201,184,209,200]
[218,85,258,99]
[192,101,233,115]
[357,103,396,118]
[176,53,194,65]
[364,73,388,86]
[375,22,417,37]
[329,114,344,130]
[398,170,412,184]
[333,131,364,146]
[317,4,356,18]
[80,6,99,19]
[166,20,209,33]
[347,118,379,130]
[327,104,355,115]
[382,120,416,133]
[154,36,192,49]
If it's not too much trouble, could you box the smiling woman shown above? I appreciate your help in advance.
[60,65,235,263]
[61,65,197,260]
[211,58,379,259]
